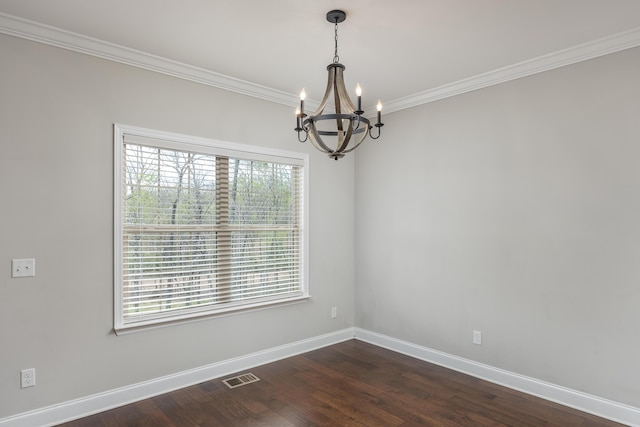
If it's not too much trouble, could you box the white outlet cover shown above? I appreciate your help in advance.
[12,258,36,278]
[473,330,482,345]
[21,368,36,388]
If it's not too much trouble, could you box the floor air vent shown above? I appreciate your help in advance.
[223,372,260,389]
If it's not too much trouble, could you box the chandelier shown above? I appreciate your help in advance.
[295,10,384,160]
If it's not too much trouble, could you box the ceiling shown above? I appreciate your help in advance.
[1,0,640,113]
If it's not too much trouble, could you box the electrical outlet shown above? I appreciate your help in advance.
[473,330,482,346]
[331,306,337,318]
[21,368,36,388]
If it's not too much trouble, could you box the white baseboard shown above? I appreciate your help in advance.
[354,328,640,427]
[3,327,638,427]
[0,328,355,427]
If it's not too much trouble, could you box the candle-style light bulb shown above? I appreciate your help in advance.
[355,83,362,113]
[299,89,306,116]
[295,107,301,129]
[376,100,383,125]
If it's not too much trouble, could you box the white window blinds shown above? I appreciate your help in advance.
[114,125,307,332]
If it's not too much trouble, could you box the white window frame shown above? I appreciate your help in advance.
[114,124,309,334]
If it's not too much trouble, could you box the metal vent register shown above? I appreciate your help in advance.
[223,372,260,389]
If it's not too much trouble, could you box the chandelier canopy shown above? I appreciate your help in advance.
[295,10,384,160]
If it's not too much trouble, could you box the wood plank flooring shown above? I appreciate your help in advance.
[58,340,626,426]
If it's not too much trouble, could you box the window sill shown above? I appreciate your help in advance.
[114,295,311,335]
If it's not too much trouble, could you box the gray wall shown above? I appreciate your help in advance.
[355,46,640,407]
[0,34,355,418]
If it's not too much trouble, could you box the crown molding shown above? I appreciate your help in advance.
[0,12,299,108]
[381,26,640,114]
[2,12,640,115]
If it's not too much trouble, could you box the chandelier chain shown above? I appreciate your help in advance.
[333,20,339,63]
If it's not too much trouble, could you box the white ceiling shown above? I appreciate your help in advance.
[1,0,640,113]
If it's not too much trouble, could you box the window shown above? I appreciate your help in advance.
[114,125,308,333]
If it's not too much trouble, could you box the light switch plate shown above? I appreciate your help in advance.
[12,259,36,278]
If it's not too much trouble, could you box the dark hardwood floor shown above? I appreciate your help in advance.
[58,340,626,426]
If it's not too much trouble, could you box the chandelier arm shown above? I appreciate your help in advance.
[369,123,383,140]
[333,84,344,130]
[353,114,362,132]
[310,65,339,117]
[334,66,357,113]
[339,126,370,154]
[334,78,342,114]
[335,119,354,154]
[307,122,335,154]
[333,89,345,150]
[297,130,309,143]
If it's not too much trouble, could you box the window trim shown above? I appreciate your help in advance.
[113,124,310,334]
